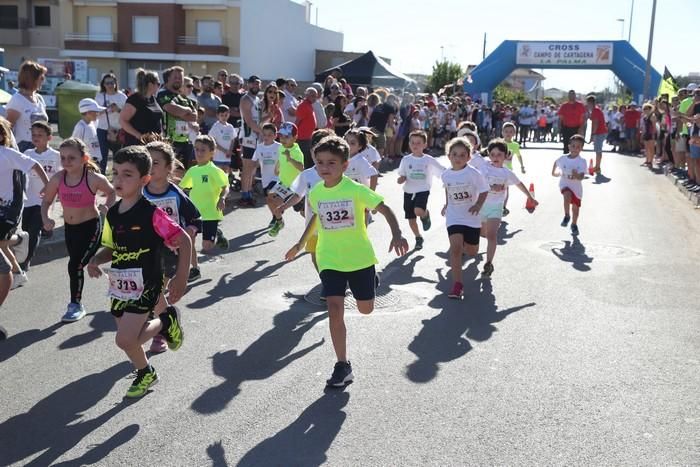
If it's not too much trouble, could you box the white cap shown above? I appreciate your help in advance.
[688,83,698,91]
[78,98,106,113]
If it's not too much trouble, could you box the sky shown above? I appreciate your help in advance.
[302,0,698,92]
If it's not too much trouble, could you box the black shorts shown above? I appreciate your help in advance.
[403,191,430,219]
[263,181,277,196]
[0,222,17,241]
[447,225,481,246]
[201,220,219,242]
[172,141,194,166]
[242,146,256,160]
[110,285,161,318]
[320,265,376,301]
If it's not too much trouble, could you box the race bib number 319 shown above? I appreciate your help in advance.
[318,199,355,230]
[106,268,145,301]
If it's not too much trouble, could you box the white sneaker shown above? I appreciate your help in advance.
[11,230,30,265]
[10,271,28,290]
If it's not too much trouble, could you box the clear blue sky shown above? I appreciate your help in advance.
[303,0,698,91]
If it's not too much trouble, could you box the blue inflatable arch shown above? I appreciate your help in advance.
[463,40,661,104]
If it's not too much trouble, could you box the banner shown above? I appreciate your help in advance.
[516,42,613,66]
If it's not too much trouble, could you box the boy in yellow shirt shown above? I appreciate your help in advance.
[269,122,304,236]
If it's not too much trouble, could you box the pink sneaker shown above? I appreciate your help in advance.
[448,282,463,299]
[150,334,168,353]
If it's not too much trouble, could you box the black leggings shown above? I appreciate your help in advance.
[20,205,42,271]
[65,217,102,304]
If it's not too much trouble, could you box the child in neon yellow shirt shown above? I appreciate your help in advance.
[268,122,304,237]
[285,135,408,388]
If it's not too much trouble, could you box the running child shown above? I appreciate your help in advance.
[21,121,61,271]
[440,137,489,299]
[251,123,282,227]
[209,104,237,174]
[87,146,191,398]
[502,122,526,173]
[268,122,304,237]
[179,135,229,252]
[0,120,49,290]
[42,138,115,321]
[480,139,538,279]
[397,130,445,250]
[72,98,105,166]
[357,127,382,169]
[552,134,587,236]
[285,135,408,387]
[459,129,488,172]
[344,129,379,189]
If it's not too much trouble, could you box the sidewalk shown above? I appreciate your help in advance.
[663,165,700,208]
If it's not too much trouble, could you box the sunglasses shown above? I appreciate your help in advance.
[186,84,194,88]
[104,81,116,85]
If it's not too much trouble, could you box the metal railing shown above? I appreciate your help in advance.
[64,32,116,42]
[177,35,225,46]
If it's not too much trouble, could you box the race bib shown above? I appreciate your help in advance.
[151,197,179,223]
[262,157,276,165]
[107,268,144,301]
[271,182,294,200]
[242,134,258,149]
[318,199,355,230]
[487,177,506,193]
[175,120,189,136]
[447,184,472,204]
[409,168,426,180]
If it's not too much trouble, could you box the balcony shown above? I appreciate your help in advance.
[64,33,118,51]
[175,36,228,56]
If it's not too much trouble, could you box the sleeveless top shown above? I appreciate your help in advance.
[642,115,655,139]
[59,167,96,209]
[241,93,261,149]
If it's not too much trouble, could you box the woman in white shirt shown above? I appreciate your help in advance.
[5,61,49,152]
[95,73,127,173]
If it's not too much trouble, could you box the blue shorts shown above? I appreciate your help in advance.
[480,201,504,220]
[689,145,700,160]
[593,134,606,152]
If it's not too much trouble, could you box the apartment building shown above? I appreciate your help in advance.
[0,0,343,88]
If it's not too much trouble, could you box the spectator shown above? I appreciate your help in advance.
[586,95,607,173]
[310,83,327,129]
[322,74,337,100]
[119,68,163,145]
[325,81,341,105]
[213,81,224,99]
[339,78,353,97]
[657,100,673,165]
[296,87,318,169]
[640,103,658,167]
[190,75,202,96]
[198,75,222,133]
[558,90,586,153]
[182,76,198,106]
[623,102,642,154]
[518,101,535,146]
[95,72,128,173]
[222,74,243,127]
[282,79,299,123]
[261,83,283,128]
[6,81,17,95]
[367,94,398,158]
[682,88,700,190]
[157,66,198,169]
[216,69,230,93]
[5,60,49,152]
[332,94,352,137]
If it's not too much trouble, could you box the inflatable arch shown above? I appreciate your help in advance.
[463,40,661,104]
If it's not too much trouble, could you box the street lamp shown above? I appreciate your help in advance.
[616,18,625,39]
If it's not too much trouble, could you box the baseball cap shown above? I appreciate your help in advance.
[78,98,106,113]
[278,122,298,138]
[688,83,699,91]
[247,75,260,83]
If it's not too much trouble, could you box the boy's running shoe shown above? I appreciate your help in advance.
[571,224,580,236]
[126,366,158,398]
[560,215,571,227]
[448,282,463,299]
[160,306,184,351]
[268,219,284,237]
[269,216,277,227]
[61,302,86,322]
[481,262,494,279]
[10,271,28,290]
[415,236,424,251]
[11,230,29,265]
[188,267,201,282]
[420,212,431,231]
[326,361,353,387]
[502,207,510,217]
[0,325,7,341]
[149,334,167,353]
[215,229,229,249]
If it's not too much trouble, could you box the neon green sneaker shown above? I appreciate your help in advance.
[160,306,184,351]
[126,367,158,398]
[268,219,284,237]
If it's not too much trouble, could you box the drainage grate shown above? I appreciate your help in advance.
[304,285,401,310]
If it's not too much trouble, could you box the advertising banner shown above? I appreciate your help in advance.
[516,42,613,66]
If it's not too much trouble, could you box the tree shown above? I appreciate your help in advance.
[492,83,527,106]
[426,60,463,94]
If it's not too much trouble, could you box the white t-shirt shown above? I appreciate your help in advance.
[209,121,237,163]
[358,145,381,165]
[282,89,298,124]
[252,141,281,187]
[468,151,489,172]
[345,154,378,187]
[0,146,36,205]
[555,155,587,199]
[290,166,322,225]
[398,154,445,194]
[72,119,101,161]
[481,164,521,204]
[442,165,489,228]
[95,91,128,130]
[24,147,60,207]
[6,92,48,143]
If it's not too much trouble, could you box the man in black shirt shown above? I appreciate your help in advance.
[222,74,243,127]
[367,96,398,157]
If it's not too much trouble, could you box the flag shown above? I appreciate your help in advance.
[658,66,678,99]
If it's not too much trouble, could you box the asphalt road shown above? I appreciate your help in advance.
[1,142,698,466]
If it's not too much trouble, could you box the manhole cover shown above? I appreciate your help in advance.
[539,241,641,260]
[304,284,400,310]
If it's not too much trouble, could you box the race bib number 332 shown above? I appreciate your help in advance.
[318,199,355,230]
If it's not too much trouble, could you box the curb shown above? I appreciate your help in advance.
[664,166,700,208]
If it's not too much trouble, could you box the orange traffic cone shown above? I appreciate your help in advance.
[588,158,595,175]
[525,183,536,213]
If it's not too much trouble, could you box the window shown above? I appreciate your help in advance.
[88,16,112,41]
[132,16,158,44]
[34,6,50,27]
[0,6,19,29]
[196,20,222,46]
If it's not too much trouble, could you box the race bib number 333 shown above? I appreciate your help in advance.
[448,184,472,204]
[318,199,355,230]
[106,268,145,301]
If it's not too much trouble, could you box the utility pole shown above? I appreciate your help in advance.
[628,0,635,42]
[642,0,657,99]
[482,33,486,59]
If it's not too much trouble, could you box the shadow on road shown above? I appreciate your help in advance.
[497,220,523,246]
[191,301,326,414]
[0,322,62,363]
[551,236,593,272]
[52,424,140,466]
[187,259,287,309]
[380,254,437,287]
[236,391,350,467]
[0,361,134,466]
[207,440,229,467]
[592,173,612,184]
[59,311,115,350]
[406,263,535,383]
